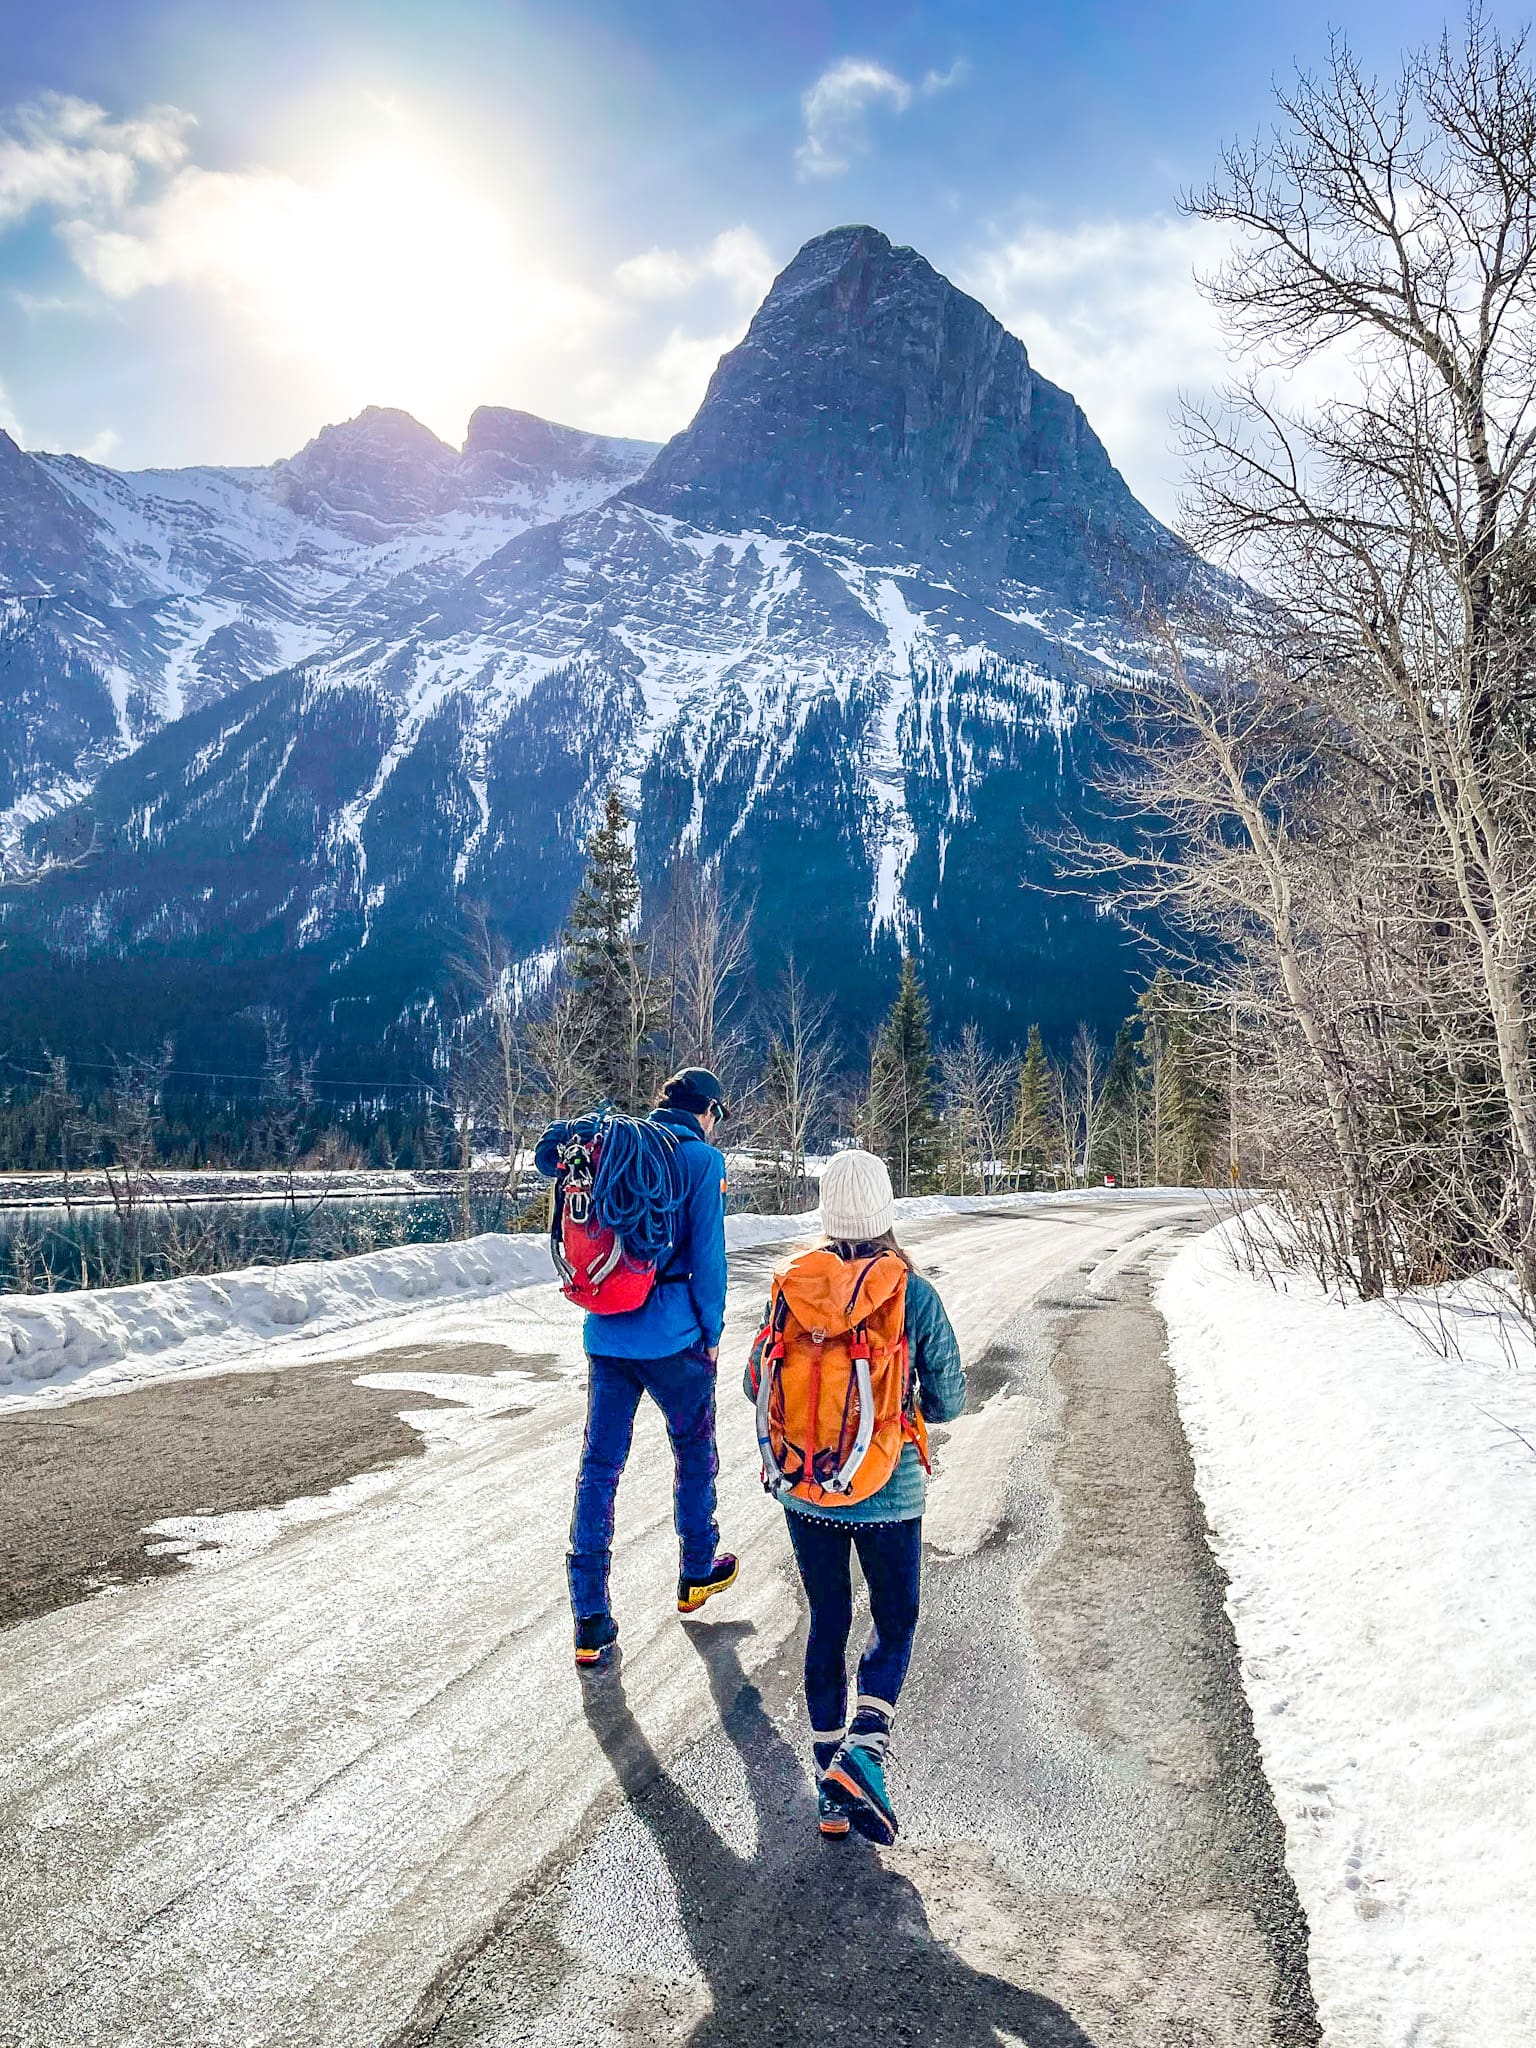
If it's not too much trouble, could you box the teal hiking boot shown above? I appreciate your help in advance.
[824,1741,898,1845]
[817,1783,851,1838]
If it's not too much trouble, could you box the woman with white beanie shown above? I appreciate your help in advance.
[744,1147,964,1846]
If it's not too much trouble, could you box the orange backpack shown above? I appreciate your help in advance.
[752,1247,931,1507]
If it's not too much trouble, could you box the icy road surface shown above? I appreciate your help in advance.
[0,1200,1318,2047]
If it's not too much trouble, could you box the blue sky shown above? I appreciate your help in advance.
[0,1,1521,517]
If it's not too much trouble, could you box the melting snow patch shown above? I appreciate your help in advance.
[144,1463,406,1572]
[0,1233,556,1410]
[923,1393,1032,1557]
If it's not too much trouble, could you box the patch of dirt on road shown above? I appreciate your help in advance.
[0,1343,528,1628]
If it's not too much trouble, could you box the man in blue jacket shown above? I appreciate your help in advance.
[535,1067,738,1669]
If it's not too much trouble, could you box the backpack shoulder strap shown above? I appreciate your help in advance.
[754,1278,799,1497]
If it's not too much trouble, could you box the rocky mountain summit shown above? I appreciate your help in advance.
[0,226,1204,1074]
[271,404,654,541]
[631,225,1175,599]
[272,407,463,537]
[0,406,657,766]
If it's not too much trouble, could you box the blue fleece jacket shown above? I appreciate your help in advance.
[535,1106,728,1360]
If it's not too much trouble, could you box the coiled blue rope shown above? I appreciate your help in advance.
[592,1114,687,1262]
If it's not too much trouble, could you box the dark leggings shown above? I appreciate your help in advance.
[783,1511,923,1739]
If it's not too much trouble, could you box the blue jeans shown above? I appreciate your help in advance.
[568,1348,720,1620]
[784,1512,923,1738]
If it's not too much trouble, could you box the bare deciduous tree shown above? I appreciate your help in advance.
[756,958,836,1209]
[1092,18,1536,1302]
[1048,1025,1112,1187]
[525,975,599,1125]
[99,1040,174,1285]
[939,1024,1013,1194]
[661,859,754,1082]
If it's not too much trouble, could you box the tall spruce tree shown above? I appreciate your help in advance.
[1136,971,1217,1185]
[1094,1019,1142,1182]
[1008,1024,1056,1188]
[565,789,666,1113]
[868,957,941,1196]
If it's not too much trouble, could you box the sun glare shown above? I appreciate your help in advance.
[189,130,602,441]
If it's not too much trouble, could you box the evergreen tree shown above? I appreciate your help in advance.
[564,789,667,1113]
[1093,1019,1141,1182]
[1136,971,1218,1185]
[1008,1025,1056,1188]
[867,957,941,1196]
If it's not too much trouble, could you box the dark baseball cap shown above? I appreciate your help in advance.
[659,1068,729,1120]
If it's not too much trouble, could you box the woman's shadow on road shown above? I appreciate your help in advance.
[580,1620,1098,2047]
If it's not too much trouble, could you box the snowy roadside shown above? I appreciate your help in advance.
[1158,1222,1536,2048]
[0,1186,1185,1412]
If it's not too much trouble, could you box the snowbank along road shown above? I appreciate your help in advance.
[0,1198,1319,2047]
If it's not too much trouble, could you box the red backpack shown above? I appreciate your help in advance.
[549,1118,679,1314]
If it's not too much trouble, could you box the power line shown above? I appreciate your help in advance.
[0,1053,438,1100]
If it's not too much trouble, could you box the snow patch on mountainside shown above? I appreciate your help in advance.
[454,750,492,888]
[18,423,659,750]
[0,774,94,871]
[841,569,931,938]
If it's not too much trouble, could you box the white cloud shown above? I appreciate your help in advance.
[12,288,99,317]
[75,427,121,463]
[595,227,783,440]
[961,212,1368,526]
[0,94,191,229]
[701,225,777,302]
[797,59,916,179]
[614,245,697,300]
[614,225,775,307]
[53,149,609,438]
[581,323,744,443]
[0,376,22,439]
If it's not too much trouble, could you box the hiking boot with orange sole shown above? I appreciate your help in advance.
[574,1613,619,1670]
[817,1784,851,1838]
[823,1742,898,1845]
[677,1554,739,1614]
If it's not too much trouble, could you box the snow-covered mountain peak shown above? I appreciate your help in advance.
[0,404,658,756]
[460,407,656,493]
[272,407,464,540]
[268,405,663,542]
[0,223,1214,1064]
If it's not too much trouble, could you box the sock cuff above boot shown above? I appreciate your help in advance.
[848,1697,894,1757]
[812,1727,846,1777]
[852,1694,895,1727]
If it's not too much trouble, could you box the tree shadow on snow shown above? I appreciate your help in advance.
[580,1620,1099,2048]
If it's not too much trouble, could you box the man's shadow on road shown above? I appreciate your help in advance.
[580,1621,1098,2047]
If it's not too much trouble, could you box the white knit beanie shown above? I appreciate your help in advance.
[819,1148,895,1241]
